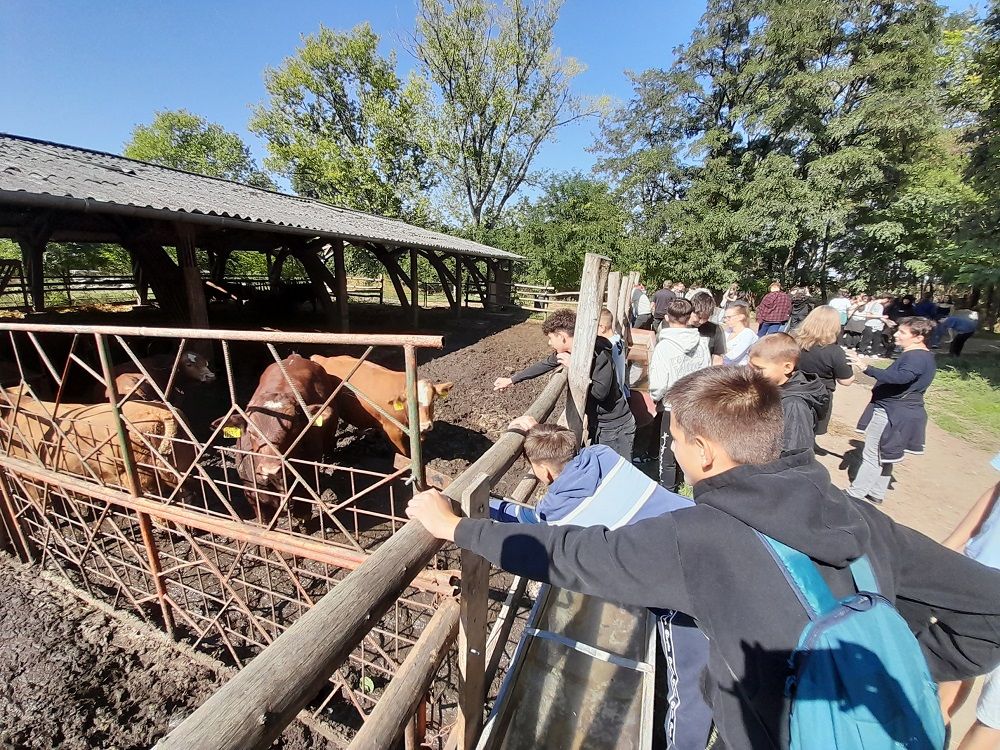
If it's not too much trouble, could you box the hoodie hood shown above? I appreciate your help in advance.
[693,450,869,566]
[781,369,829,421]
[656,326,703,355]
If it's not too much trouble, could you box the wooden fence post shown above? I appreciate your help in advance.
[457,474,491,750]
[567,253,611,445]
[333,239,350,332]
[606,271,622,332]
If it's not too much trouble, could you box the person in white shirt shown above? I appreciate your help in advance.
[859,294,888,357]
[828,289,852,327]
[633,286,653,330]
[722,303,758,366]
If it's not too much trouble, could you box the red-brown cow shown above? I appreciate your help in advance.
[97,351,215,404]
[215,354,336,518]
[309,355,452,456]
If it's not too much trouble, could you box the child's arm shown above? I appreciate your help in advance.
[863,356,923,385]
[589,348,615,402]
[782,399,816,453]
[648,342,673,401]
[887,516,1000,681]
[494,353,560,391]
[942,482,1000,553]
[489,497,541,524]
[407,489,691,613]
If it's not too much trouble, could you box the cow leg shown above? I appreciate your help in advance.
[389,427,412,457]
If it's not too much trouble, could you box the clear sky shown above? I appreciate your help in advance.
[0,0,979,183]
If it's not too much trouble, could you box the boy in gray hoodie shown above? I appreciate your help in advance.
[648,298,711,490]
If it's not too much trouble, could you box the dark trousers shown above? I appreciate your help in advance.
[653,609,714,750]
[950,331,973,356]
[859,327,882,355]
[634,313,653,330]
[658,411,682,491]
[595,414,636,461]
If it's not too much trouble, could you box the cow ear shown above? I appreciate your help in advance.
[212,413,246,431]
[433,382,454,399]
[309,405,335,428]
[388,394,407,412]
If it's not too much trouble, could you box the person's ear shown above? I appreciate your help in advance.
[694,435,714,471]
[783,360,795,376]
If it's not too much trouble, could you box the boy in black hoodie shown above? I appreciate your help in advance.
[749,333,828,453]
[408,366,1000,750]
[493,309,635,459]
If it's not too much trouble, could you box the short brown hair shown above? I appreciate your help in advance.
[667,367,783,465]
[542,309,576,337]
[690,292,715,321]
[750,332,800,367]
[897,316,935,341]
[523,423,578,467]
[666,298,694,324]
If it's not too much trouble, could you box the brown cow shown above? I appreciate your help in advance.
[96,351,216,404]
[214,354,336,518]
[0,387,195,499]
[309,355,453,456]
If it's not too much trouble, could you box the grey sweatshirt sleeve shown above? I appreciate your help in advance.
[511,352,560,384]
[453,515,692,612]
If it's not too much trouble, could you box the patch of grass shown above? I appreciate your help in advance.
[925,353,1000,445]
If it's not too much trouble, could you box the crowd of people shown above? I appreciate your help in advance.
[408,278,998,750]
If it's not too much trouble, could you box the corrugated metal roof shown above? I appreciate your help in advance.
[0,133,521,261]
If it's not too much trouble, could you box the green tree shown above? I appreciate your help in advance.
[250,23,435,222]
[595,0,950,294]
[124,110,274,188]
[413,0,598,230]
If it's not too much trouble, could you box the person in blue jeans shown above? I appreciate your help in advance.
[490,415,713,750]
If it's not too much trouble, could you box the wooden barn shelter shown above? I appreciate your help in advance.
[0,133,521,329]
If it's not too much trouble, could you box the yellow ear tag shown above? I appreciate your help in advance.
[315,416,324,427]
[223,426,242,438]
[394,401,405,411]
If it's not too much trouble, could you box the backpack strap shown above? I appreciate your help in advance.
[758,533,839,619]
[848,555,880,594]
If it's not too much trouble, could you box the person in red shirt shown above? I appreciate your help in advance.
[755,282,792,335]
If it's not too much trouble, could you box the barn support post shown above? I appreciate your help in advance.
[333,239,350,332]
[455,257,464,318]
[410,248,419,329]
[16,227,49,313]
[95,333,177,639]
[421,250,457,311]
[293,243,337,328]
[130,253,150,306]
[404,344,425,490]
[175,224,210,332]
[269,248,290,291]
[457,474,491,750]
[567,254,611,445]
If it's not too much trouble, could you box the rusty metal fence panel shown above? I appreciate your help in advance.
[0,321,450,741]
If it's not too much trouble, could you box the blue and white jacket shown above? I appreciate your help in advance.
[489,445,713,750]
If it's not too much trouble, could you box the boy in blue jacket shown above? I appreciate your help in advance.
[489,415,713,750]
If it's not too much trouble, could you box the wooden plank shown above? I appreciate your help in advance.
[458,474,491,750]
[567,253,611,445]
[607,271,622,332]
[346,598,460,750]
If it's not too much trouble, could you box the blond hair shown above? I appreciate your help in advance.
[793,305,843,351]
[750,332,800,366]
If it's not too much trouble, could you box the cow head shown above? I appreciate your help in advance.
[387,380,453,434]
[214,395,334,493]
[179,351,216,384]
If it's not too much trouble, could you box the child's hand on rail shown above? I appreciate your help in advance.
[406,489,462,541]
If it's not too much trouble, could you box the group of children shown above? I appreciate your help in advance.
[449,298,1000,749]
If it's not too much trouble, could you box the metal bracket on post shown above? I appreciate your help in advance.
[403,345,425,491]
[95,333,176,639]
[458,473,491,750]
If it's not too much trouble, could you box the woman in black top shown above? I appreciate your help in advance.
[793,305,855,435]
[845,316,937,504]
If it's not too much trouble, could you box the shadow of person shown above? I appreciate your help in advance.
[839,439,865,479]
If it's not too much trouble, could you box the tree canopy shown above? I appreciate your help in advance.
[124,109,274,188]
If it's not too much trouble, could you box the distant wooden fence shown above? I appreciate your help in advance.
[512,283,581,311]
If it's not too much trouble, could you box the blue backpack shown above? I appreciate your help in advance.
[760,533,946,750]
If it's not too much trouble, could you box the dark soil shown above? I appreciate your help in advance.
[0,555,328,750]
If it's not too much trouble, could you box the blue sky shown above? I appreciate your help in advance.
[0,0,979,183]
